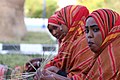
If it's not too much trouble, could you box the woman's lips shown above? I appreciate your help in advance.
[54,34,59,39]
[88,41,94,47]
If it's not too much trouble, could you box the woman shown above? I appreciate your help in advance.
[45,5,93,73]
[27,5,93,80]
[77,9,120,79]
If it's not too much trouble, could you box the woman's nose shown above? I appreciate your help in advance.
[52,30,57,36]
[87,30,94,38]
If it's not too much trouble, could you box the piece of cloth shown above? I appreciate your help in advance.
[0,64,9,80]
[45,5,93,79]
[48,5,89,44]
[0,65,6,80]
[56,70,67,77]
[74,9,120,80]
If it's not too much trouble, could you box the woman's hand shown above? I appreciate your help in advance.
[34,69,71,80]
[46,66,60,73]
[34,69,56,80]
[25,58,44,72]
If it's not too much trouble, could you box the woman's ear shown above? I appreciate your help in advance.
[61,24,68,33]
[47,24,49,28]
[59,26,63,31]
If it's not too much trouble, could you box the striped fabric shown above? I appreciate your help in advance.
[45,5,94,79]
[48,5,89,43]
[78,9,120,80]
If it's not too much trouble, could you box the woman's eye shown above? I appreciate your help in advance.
[93,28,100,32]
[52,26,58,30]
[49,29,52,33]
[85,29,89,33]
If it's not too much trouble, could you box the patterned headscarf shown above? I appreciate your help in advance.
[48,5,89,42]
[78,9,120,80]
[45,5,94,79]
[88,9,120,49]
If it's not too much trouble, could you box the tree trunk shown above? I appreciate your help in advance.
[0,0,26,42]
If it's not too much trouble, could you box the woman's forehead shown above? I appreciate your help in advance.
[86,17,97,26]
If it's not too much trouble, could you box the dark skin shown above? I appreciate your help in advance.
[26,59,60,73]
[25,58,44,72]
[48,24,68,40]
[32,24,71,80]
[32,17,102,80]
[25,24,68,73]
[34,69,71,80]
[85,17,103,53]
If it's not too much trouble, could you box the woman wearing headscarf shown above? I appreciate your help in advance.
[27,5,93,80]
[74,9,120,80]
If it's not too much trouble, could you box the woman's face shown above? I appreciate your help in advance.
[48,24,68,40]
[85,17,103,52]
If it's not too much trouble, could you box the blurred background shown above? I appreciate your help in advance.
[0,0,120,68]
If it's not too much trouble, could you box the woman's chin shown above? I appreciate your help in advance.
[58,35,65,40]
[90,47,99,53]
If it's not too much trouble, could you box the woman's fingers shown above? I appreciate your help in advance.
[25,58,43,72]
[46,66,60,73]
[34,69,55,80]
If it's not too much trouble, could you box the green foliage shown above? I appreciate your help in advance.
[0,53,54,69]
[46,0,58,18]
[25,0,58,18]
[0,32,55,44]
[21,32,55,44]
[103,0,120,13]
[25,0,120,18]
[77,0,105,12]
[0,54,43,68]
[0,54,30,68]
[25,0,43,18]
[77,0,120,13]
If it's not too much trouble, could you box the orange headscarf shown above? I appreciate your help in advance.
[76,9,120,80]
[48,5,89,44]
[45,5,93,79]
[89,9,120,53]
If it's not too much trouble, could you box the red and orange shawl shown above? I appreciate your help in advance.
[45,5,93,79]
[74,9,120,80]
[48,5,89,44]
